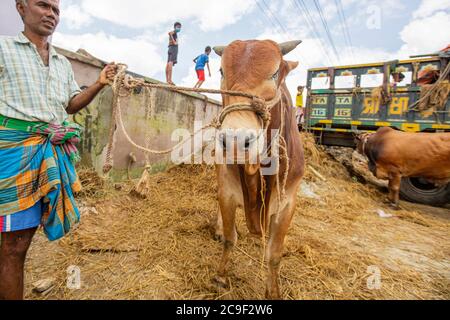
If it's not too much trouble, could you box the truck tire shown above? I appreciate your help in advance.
[400,177,450,207]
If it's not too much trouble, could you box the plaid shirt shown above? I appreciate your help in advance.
[0,33,81,124]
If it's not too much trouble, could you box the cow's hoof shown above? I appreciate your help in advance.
[265,282,282,300]
[247,232,263,239]
[389,203,400,211]
[265,288,282,300]
[214,232,224,243]
[212,275,229,289]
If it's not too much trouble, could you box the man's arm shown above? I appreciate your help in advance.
[207,62,211,77]
[169,31,177,46]
[66,63,117,115]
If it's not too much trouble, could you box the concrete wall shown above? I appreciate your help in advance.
[69,59,101,89]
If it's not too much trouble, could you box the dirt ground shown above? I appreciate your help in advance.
[24,138,449,300]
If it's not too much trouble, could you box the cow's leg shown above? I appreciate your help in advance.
[214,207,224,242]
[265,198,296,300]
[0,228,37,300]
[213,197,238,288]
[368,161,377,177]
[388,174,402,210]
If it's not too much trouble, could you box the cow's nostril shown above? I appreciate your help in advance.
[244,137,251,150]
[219,133,227,149]
[244,133,256,150]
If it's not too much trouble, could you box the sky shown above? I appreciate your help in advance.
[52,0,450,98]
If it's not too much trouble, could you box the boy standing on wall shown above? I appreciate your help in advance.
[166,22,182,86]
[193,46,211,89]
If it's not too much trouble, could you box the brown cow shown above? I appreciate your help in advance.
[212,40,305,299]
[356,127,450,208]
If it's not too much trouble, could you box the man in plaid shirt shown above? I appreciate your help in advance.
[0,0,117,300]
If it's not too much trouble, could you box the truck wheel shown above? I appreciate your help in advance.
[400,177,450,207]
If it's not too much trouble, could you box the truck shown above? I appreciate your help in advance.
[304,54,450,206]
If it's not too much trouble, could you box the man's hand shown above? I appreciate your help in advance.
[98,63,118,85]
[68,62,118,115]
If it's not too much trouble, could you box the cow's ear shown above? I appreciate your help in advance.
[286,61,299,73]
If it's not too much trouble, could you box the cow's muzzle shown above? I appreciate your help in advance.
[218,129,258,151]
[217,129,261,164]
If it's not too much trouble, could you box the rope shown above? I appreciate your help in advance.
[360,132,374,156]
[144,87,155,168]
[103,72,121,174]
[274,93,290,227]
[409,61,450,112]
[352,87,370,102]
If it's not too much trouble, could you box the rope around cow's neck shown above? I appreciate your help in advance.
[103,63,282,174]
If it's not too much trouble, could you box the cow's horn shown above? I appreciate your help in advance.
[213,46,226,57]
[279,40,302,56]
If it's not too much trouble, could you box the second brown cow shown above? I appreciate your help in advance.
[356,127,450,208]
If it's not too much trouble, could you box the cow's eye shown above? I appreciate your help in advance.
[271,70,280,81]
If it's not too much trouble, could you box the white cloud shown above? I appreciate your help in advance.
[320,0,338,20]
[340,0,408,30]
[412,0,450,18]
[52,32,165,77]
[350,0,406,14]
[397,11,450,57]
[61,4,92,30]
[79,0,255,31]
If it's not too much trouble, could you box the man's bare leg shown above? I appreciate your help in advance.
[166,62,174,85]
[0,228,37,300]
[194,80,204,89]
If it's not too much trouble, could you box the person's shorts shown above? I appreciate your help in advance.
[196,69,205,81]
[0,200,43,233]
[168,45,178,65]
[296,108,305,124]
